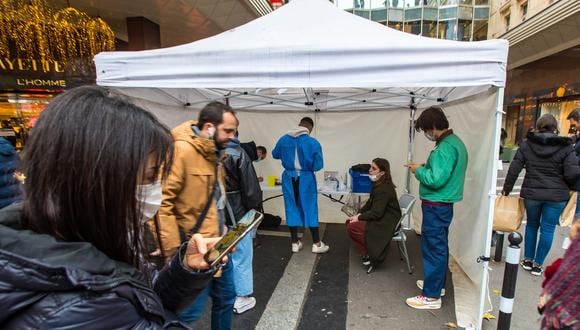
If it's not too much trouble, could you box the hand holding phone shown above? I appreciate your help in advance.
[204,209,264,268]
[184,233,224,270]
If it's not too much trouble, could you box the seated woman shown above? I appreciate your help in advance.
[346,158,401,274]
[0,86,222,328]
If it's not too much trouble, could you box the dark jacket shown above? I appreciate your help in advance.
[224,139,261,225]
[358,181,401,265]
[0,137,22,209]
[0,203,214,329]
[574,139,580,190]
[503,132,580,202]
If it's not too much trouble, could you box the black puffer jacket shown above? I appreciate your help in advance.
[224,139,261,225]
[0,203,214,329]
[503,132,580,202]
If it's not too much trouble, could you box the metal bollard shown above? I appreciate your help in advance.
[498,232,523,330]
[494,232,505,262]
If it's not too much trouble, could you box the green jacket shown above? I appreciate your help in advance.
[415,132,468,203]
[358,181,401,265]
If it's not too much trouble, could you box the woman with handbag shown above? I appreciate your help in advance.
[502,114,580,276]
[346,158,401,274]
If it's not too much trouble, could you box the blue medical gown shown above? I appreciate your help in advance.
[272,134,323,227]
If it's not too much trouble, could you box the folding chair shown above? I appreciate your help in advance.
[392,193,417,274]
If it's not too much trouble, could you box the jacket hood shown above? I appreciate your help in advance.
[527,132,573,157]
[172,120,218,161]
[287,126,310,138]
[0,203,146,320]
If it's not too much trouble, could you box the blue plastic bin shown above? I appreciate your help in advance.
[349,169,372,193]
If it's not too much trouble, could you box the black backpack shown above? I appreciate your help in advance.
[258,213,282,229]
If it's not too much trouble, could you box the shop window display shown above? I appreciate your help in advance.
[0,93,53,150]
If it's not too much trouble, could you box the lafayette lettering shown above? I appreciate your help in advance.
[0,58,64,73]
[16,79,66,88]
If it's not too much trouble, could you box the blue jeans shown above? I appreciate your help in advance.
[177,259,235,330]
[420,202,453,298]
[523,199,566,266]
[231,230,254,297]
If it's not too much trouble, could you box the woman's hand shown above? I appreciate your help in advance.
[348,214,360,223]
[183,233,224,271]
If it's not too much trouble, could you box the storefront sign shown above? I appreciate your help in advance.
[0,58,65,73]
[0,57,94,90]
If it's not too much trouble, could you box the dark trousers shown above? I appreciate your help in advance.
[346,220,367,256]
[289,176,320,243]
[420,202,453,298]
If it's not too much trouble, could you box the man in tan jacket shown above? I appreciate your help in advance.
[158,101,238,328]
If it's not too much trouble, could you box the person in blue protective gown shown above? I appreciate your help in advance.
[272,117,330,254]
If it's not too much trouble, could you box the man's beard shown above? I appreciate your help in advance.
[214,138,228,150]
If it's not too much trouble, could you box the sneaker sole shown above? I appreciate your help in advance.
[521,265,532,271]
[406,301,441,310]
[531,271,542,276]
[234,302,256,314]
[416,281,446,297]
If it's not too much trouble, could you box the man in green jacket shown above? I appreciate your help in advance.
[405,106,468,310]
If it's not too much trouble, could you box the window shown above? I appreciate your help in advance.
[438,19,457,40]
[504,13,510,31]
[422,20,437,37]
[403,20,422,35]
[457,19,472,41]
[520,2,528,20]
[472,20,488,40]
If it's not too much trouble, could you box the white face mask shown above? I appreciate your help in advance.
[425,131,437,142]
[369,172,383,182]
[136,181,162,224]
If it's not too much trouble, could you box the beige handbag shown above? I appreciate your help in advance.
[559,191,577,227]
[493,195,525,232]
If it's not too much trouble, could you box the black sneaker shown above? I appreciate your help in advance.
[362,256,371,266]
[531,264,543,276]
[520,259,533,271]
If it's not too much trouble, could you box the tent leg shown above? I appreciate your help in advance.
[404,106,416,230]
[476,87,505,330]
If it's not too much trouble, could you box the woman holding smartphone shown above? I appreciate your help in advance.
[0,86,221,328]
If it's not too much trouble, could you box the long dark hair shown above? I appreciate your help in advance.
[22,86,173,271]
[372,158,394,186]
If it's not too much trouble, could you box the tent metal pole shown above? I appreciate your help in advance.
[404,102,417,230]
[477,86,505,330]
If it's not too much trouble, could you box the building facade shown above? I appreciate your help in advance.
[334,0,490,41]
[489,0,580,145]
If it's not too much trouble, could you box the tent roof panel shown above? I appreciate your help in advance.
[95,0,508,92]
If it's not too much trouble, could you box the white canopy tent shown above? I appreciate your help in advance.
[95,0,508,328]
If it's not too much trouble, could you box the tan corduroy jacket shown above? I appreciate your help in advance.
[158,120,225,256]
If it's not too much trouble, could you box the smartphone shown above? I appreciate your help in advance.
[204,209,264,267]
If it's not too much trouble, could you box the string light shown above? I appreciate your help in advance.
[0,0,115,64]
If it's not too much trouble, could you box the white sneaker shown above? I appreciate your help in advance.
[233,296,256,314]
[291,241,303,253]
[312,241,330,253]
[416,280,445,297]
[405,295,442,310]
